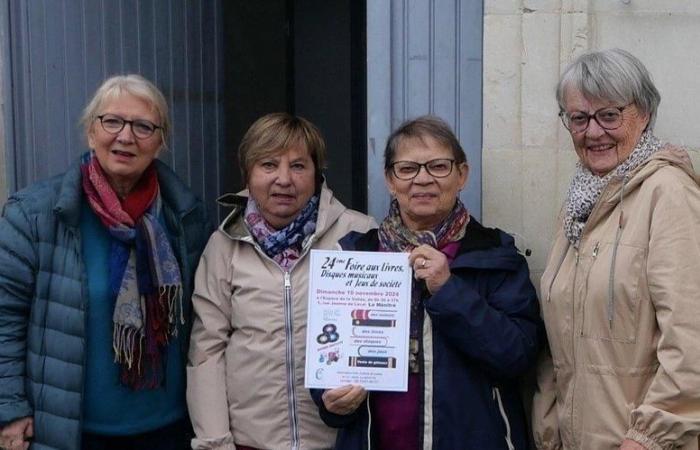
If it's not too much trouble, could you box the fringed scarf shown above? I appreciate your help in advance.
[378,198,469,373]
[244,195,320,270]
[563,131,663,247]
[81,151,183,389]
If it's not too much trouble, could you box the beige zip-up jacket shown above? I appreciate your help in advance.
[533,147,700,450]
[186,185,376,450]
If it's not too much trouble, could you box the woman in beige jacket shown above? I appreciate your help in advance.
[186,113,376,450]
[533,49,700,450]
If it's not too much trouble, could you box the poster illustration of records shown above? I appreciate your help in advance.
[304,249,412,392]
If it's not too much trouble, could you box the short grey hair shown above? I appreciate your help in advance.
[80,74,170,147]
[384,115,467,175]
[556,48,661,130]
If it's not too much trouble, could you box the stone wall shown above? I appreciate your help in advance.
[483,0,700,286]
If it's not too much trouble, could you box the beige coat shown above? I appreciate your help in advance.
[187,185,376,450]
[533,147,700,450]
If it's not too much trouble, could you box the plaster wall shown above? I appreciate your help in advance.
[483,0,700,285]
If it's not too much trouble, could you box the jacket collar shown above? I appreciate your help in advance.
[53,160,84,228]
[585,145,698,231]
[54,157,200,228]
[154,159,201,218]
[216,181,346,241]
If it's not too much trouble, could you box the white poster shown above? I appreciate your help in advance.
[304,249,412,392]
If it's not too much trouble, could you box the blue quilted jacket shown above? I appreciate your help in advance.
[0,158,211,450]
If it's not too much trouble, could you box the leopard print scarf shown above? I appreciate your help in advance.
[563,131,662,247]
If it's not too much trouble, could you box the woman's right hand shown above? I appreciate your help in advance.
[0,417,33,450]
[322,384,367,415]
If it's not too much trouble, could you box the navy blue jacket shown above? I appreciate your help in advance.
[0,159,211,450]
[312,218,542,450]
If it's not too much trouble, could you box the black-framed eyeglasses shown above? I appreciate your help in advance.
[559,104,632,134]
[390,158,456,180]
[96,114,162,139]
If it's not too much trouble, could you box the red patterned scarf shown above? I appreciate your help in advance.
[81,152,183,389]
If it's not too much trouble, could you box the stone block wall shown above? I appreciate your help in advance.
[483,0,700,287]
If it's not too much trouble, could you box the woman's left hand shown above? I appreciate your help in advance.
[409,245,450,294]
[322,384,367,415]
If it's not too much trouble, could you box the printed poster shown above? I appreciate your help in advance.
[304,249,412,392]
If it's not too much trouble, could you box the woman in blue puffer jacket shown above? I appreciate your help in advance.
[0,75,210,450]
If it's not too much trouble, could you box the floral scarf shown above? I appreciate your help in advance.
[378,198,469,372]
[81,151,182,389]
[245,195,320,270]
[563,131,663,247]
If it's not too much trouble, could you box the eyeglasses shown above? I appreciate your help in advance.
[559,104,632,133]
[390,159,456,180]
[96,114,162,139]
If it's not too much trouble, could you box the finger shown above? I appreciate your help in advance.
[411,255,432,271]
[324,386,360,413]
[334,385,364,403]
[345,384,366,401]
[415,244,441,259]
[408,246,430,264]
[322,385,354,403]
[352,386,368,405]
[336,384,364,405]
[342,397,361,411]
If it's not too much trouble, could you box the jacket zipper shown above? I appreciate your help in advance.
[283,271,300,450]
[570,249,580,447]
[546,243,569,302]
[71,226,87,450]
[608,177,628,330]
[284,235,320,450]
[492,387,515,450]
[236,234,318,449]
[579,241,599,337]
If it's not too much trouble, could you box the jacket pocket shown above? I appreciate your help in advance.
[580,242,644,343]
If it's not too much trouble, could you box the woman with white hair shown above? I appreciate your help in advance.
[533,49,700,450]
[0,75,210,450]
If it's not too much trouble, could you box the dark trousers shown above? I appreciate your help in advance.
[81,418,192,450]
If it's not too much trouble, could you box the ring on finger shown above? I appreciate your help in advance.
[420,259,426,268]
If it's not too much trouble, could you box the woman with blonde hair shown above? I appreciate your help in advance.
[187,113,375,450]
[0,74,210,450]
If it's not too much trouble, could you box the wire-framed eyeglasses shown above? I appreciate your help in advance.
[96,114,162,139]
[559,104,632,134]
[390,159,456,180]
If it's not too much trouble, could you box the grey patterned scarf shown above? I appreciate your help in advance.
[564,131,663,247]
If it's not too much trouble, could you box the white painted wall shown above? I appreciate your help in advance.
[483,0,700,285]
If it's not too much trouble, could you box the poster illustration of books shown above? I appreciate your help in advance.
[304,249,411,392]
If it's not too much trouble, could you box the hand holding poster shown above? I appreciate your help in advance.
[304,249,412,392]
